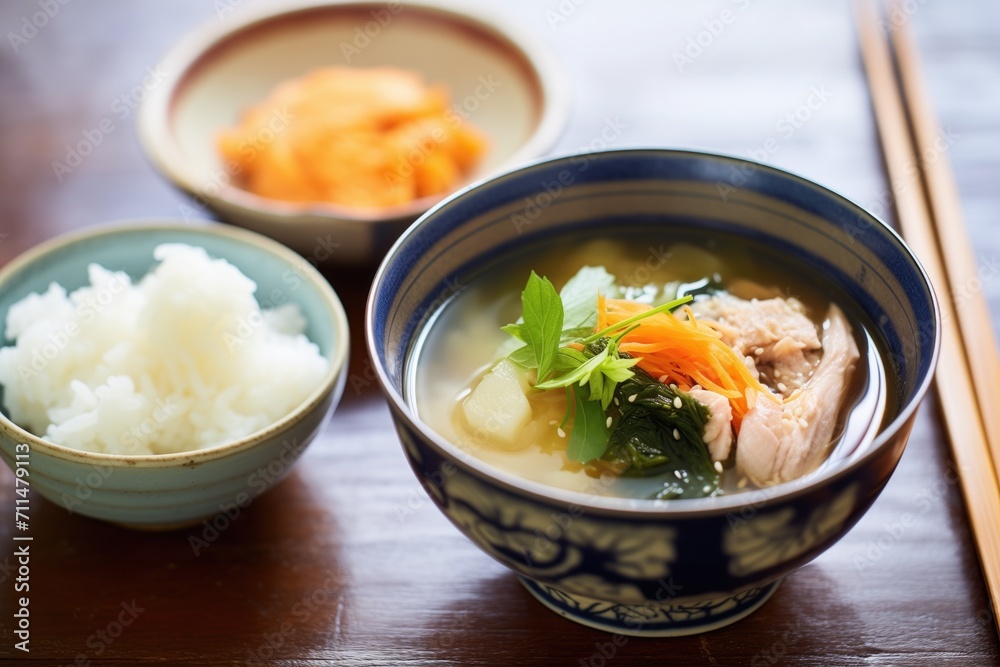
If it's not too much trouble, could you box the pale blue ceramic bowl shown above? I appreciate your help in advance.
[0,222,349,529]
[367,149,940,636]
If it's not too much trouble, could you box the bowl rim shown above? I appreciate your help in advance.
[0,220,351,468]
[136,0,571,224]
[366,147,942,516]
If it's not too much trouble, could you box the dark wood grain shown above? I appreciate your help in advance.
[1,0,999,665]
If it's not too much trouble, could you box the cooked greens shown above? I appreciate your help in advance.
[603,365,719,499]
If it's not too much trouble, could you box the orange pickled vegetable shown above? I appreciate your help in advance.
[217,67,488,208]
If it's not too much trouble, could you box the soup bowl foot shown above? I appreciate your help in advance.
[518,576,782,637]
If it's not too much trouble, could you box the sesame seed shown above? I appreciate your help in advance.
[659,374,669,383]
[606,416,613,428]
[670,383,677,390]
[702,485,711,494]
[797,418,808,429]
[673,429,680,440]
[628,394,637,403]
[774,370,781,378]
[673,396,682,409]
[737,476,749,489]
[674,470,683,479]
[557,427,566,438]
[754,347,764,356]
[714,461,723,473]
[614,397,620,406]
[548,420,558,426]
[777,382,787,393]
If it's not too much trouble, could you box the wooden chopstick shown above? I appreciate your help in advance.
[856,0,1000,635]
[891,10,1000,477]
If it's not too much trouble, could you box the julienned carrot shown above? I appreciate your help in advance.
[598,296,777,428]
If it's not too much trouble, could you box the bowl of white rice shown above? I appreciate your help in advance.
[0,222,349,529]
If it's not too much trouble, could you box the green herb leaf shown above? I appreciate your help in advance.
[559,266,617,330]
[599,354,641,383]
[588,368,604,404]
[535,344,609,391]
[559,326,599,344]
[536,338,640,412]
[507,344,536,368]
[601,376,617,410]
[502,267,613,363]
[511,271,564,381]
[566,388,611,462]
[552,347,588,371]
[500,323,526,341]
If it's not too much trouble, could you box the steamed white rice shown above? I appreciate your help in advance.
[0,243,328,455]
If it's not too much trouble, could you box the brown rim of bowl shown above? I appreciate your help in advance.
[0,221,350,468]
[136,0,571,223]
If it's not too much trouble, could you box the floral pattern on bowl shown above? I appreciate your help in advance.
[724,483,858,577]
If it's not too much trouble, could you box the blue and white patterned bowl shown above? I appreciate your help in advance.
[366,149,940,636]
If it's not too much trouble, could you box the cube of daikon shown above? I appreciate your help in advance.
[463,360,533,449]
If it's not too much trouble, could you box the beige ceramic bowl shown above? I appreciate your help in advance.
[137,0,569,263]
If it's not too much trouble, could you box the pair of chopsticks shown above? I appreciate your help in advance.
[857,0,1000,636]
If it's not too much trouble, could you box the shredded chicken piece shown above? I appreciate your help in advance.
[689,388,733,462]
[691,294,821,396]
[734,305,860,486]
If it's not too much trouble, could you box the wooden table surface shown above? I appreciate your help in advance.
[2,0,999,665]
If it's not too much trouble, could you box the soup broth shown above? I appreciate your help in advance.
[406,231,889,500]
